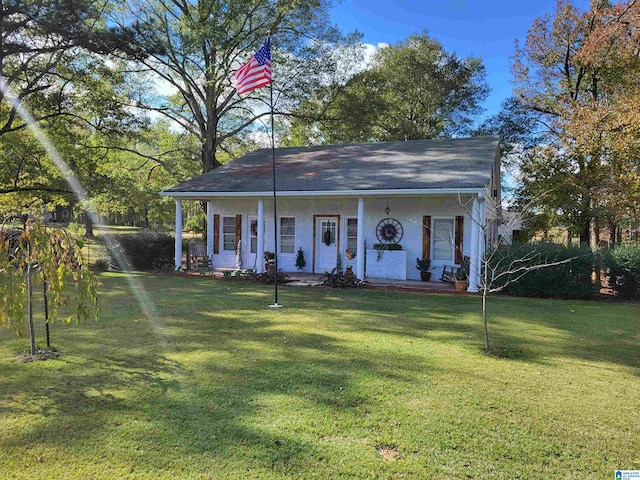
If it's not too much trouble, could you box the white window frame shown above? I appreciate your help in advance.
[431,217,455,263]
[222,216,236,252]
[346,217,358,257]
[249,217,258,254]
[279,216,296,255]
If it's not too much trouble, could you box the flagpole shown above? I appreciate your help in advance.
[268,36,281,308]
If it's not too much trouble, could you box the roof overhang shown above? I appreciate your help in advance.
[160,187,487,200]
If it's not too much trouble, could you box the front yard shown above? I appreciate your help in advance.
[0,273,638,478]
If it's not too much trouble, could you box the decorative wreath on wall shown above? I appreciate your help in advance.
[375,218,403,245]
[323,226,333,246]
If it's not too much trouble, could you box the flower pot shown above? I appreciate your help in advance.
[455,280,468,292]
[420,271,431,281]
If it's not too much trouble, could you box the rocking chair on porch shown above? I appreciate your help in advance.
[440,255,470,283]
[190,242,212,269]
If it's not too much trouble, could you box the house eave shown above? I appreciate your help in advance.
[160,187,487,200]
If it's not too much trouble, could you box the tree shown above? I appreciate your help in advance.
[0,216,99,357]
[0,0,146,135]
[286,32,489,145]
[450,197,587,352]
[574,0,640,244]
[0,1,155,229]
[115,0,361,174]
[511,0,640,246]
[91,121,202,229]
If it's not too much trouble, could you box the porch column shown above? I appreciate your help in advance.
[356,198,365,280]
[206,201,214,261]
[174,199,183,270]
[468,196,482,292]
[257,199,265,273]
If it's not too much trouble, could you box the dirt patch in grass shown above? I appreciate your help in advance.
[18,348,60,363]
[376,445,400,461]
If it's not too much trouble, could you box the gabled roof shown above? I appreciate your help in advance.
[163,136,500,197]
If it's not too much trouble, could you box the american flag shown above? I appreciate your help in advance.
[234,38,272,95]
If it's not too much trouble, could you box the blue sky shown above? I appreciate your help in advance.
[330,0,591,121]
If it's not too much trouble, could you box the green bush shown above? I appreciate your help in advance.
[107,232,175,271]
[488,243,595,299]
[91,258,110,272]
[605,245,640,299]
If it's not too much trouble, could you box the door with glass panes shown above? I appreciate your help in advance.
[315,216,338,272]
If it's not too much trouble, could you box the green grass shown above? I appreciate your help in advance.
[1,273,639,479]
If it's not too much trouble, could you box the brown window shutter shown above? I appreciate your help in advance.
[422,215,431,259]
[455,215,464,264]
[235,214,242,250]
[213,214,220,254]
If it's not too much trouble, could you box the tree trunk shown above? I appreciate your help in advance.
[201,140,222,173]
[482,289,489,352]
[85,213,94,238]
[27,253,36,356]
[43,280,50,349]
[591,217,601,289]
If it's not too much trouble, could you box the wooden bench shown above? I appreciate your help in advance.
[440,255,470,283]
[190,242,211,269]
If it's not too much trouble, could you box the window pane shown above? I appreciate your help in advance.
[223,217,235,232]
[281,238,294,253]
[346,218,357,256]
[347,218,357,237]
[280,217,295,254]
[250,220,257,254]
[432,219,454,261]
[223,217,235,251]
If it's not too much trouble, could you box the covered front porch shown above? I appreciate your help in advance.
[169,192,487,293]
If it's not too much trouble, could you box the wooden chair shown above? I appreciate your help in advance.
[190,242,211,269]
[440,255,470,283]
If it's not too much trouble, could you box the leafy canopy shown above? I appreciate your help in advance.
[286,32,489,145]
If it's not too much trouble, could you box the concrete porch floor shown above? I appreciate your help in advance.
[198,269,458,293]
[286,272,457,292]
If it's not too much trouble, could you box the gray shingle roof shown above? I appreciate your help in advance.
[163,136,500,195]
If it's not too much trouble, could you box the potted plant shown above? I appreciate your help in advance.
[454,267,468,292]
[295,247,306,272]
[416,257,432,281]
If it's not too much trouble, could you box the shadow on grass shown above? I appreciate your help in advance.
[0,276,431,473]
[1,272,637,473]
[137,273,640,372]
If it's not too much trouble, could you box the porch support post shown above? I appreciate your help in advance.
[356,198,365,280]
[468,196,483,293]
[257,199,265,273]
[206,201,214,261]
[174,199,183,270]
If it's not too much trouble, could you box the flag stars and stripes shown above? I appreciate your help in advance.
[234,38,272,95]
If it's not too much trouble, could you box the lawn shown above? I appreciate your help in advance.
[0,273,638,479]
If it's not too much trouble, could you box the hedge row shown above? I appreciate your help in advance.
[487,243,595,299]
[107,232,175,271]
[605,245,640,299]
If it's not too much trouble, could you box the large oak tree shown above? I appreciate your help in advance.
[285,32,489,145]
[116,0,361,173]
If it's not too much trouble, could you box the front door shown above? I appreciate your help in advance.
[315,216,339,272]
